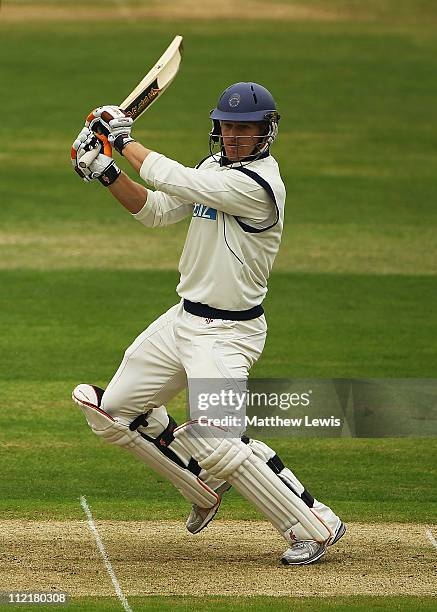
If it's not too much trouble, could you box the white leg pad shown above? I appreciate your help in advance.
[249,439,341,538]
[174,422,332,544]
[72,386,218,509]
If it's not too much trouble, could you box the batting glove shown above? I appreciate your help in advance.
[86,105,135,155]
[71,127,121,186]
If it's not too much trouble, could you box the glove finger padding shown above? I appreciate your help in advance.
[71,127,100,181]
[71,127,97,161]
[71,127,119,185]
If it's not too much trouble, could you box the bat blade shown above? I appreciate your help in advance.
[78,35,183,170]
[121,34,183,119]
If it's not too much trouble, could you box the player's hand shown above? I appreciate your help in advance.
[71,126,112,174]
[71,127,99,181]
[71,127,121,186]
[86,105,135,155]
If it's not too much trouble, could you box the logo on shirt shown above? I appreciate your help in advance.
[192,204,217,220]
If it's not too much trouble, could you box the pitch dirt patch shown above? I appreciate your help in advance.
[1,1,350,23]
[1,520,436,597]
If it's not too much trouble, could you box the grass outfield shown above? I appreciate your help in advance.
[0,271,436,524]
[1,1,437,609]
[1,270,436,381]
[2,596,437,611]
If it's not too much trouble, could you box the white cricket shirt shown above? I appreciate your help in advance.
[135,151,286,311]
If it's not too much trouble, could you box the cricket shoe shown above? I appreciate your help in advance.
[72,383,105,409]
[186,482,232,534]
[281,520,346,566]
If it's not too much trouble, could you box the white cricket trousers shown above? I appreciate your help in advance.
[100,300,341,533]
[101,300,267,430]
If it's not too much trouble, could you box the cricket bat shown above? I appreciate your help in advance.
[78,35,183,169]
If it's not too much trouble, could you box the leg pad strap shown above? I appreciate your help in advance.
[72,385,219,509]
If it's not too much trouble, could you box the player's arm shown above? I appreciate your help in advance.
[109,173,193,226]
[106,172,147,213]
[123,145,273,222]
[122,141,153,173]
[81,108,271,222]
[71,127,192,226]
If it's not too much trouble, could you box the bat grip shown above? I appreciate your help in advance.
[101,110,114,123]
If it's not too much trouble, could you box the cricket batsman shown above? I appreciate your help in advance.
[70,82,345,565]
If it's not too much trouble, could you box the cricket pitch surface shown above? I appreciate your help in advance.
[1,520,435,597]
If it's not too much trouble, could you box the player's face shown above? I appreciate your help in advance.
[220,121,265,161]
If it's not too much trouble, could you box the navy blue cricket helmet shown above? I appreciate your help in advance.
[209,82,280,163]
[211,82,279,122]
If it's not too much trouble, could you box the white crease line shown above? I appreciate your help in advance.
[80,496,133,612]
[425,529,437,551]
